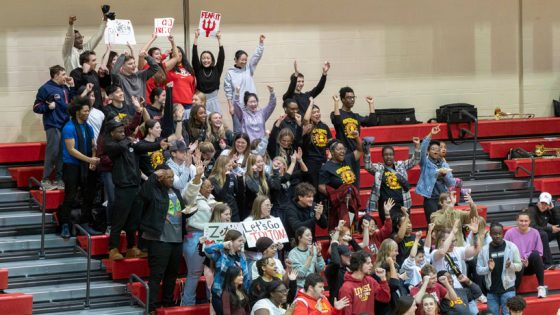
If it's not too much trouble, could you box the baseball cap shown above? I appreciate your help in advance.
[169,140,187,152]
[539,192,553,206]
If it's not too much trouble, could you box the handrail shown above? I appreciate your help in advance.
[128,273,149,315]
[513,148,536,205]
[74,224,92,309]
[459,109,479,179]
[28,176,46,258]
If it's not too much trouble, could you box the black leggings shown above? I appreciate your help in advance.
[515,251,545,287]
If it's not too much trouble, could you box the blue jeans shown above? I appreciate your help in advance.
[487,290,515,315]
[181,231,205,306]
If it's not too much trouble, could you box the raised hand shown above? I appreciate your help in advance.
[431,125,441,135]
[267,85,274,93]
[333,95,340,103]
[85,83,94,92]
[415,231,422,240]
[316,241,322,255]
[464,193,474,204]
[412,137,420,146]
[314,202,324,218]
[82,62,91,74]
[365,96,374,105]
[259,34,266,43]
[308,243,315,256]
[452,219,461,233]
[287,267,298,281]
[159,139,169,150]
[467,216,480,233]
[423,275,431,284]
[362,218,370,230]
[293,60,299,75]
[194,29,200,39]
[295,113,302,126]
[337,220,346,231]
[385,256,394,266]
[69,16,77,25]
[223,240,232,250]
[322,61,331,75]
[374,268,387,281]
[167,34,175,43]
[333,297,350,310]
[384,198,395,214]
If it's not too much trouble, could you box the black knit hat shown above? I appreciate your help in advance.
[255,237,274,253]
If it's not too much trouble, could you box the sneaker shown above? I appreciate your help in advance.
[108,248,124,261]
[477,294,487,304]
[537,285,547,298]
[40,180,55,190]
[61,224,71,239]
[53,180,64,190]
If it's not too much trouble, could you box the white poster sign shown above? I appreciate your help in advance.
[154,18,174,37]
[198,10,222,38]
[104,19,136,45]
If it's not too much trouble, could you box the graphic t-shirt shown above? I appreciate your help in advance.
[102,103,136,126]
[318,152,358,188]
[431,247,467,288]
[303,121,332,162]
[138,138,165,177]
[160,190,182,243]
[380,169,404,205]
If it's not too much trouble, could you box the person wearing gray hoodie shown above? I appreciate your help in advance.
[223,35,265,133]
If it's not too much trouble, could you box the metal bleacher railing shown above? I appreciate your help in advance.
[27,176,47,258]
[512,147,536,206]
[74,223,92,309]
[128,273,150,315]
[458,109,478,179]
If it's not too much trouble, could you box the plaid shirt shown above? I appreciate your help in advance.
[204,242,250,296]
[364,149,420,212]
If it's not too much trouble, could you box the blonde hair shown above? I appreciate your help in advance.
[206,112,228,143]
[246,154,269,195]
[199,141,216,155]
[194,90,206,106]
[209,155,229,187]
[250,195,270,219]
[210,202,230,222]
[375,238,398,268]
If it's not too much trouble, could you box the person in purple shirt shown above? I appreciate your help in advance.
[504,210,547,298]
[233,85,277,141]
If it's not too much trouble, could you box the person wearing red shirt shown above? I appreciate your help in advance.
[167,46,196,117]
[338,251,391,315]
[293,273,349,315]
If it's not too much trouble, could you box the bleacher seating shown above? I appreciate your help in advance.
[534,177,560,195]
[8,166,44,188]
[480,137,560,159]
[504,158,560,177]
[0,293,33,315]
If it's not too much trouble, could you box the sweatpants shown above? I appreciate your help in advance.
[146,240,182,311]
[538,229,560,266]
[43,128,63,181]
[515,251,545,287]
[108,186,140,250]
[58,164,97,225]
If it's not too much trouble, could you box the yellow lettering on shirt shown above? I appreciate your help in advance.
[336,165,356,185]
[342,117,358,139]
[311,128,328,147]
[384,171,402,190]
[353,283,372,302]
[149,149,165,169]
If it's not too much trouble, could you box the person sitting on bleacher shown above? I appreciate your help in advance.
[476,222,522,315]
[528,192,560,269]
[504,210,547,298]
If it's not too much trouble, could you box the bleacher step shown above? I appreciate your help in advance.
[0,188,29,203]
[447,160,502,172]
[0,257,101,277]
[5,280,126,303]
[0,211,54,227]
[461,178,528,192]
[0,234,74,253]
[37,306,144,315]
[480,197,530,214]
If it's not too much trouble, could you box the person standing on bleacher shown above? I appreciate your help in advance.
[33,65,75,190]
[528,192,560,269]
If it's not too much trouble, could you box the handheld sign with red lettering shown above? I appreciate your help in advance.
[154,18,174,37]
[242,218,289,248]
[198,10,222,38]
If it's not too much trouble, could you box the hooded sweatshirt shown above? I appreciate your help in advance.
[33,80,73,130]
[223,43,264,109]
[338,272,391,315]
[293,289,340,315]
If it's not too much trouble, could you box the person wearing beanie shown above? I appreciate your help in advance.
[325,233,352,305]
[527,192,560,268]
[250,237,286,280]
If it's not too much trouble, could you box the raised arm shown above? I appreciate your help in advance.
[84,18,108,51]
[433,219,460,261]
[164,35,181,71]
[138,32,157,70]
[352,131,363,161]
[402,137,421,169]
[216,32,225,74]
[262,86,277,121]
[111,54,125,76]
[308,62,330,97]
[62,16,76,59]
[283,61,298,101]
[249,35,265,75]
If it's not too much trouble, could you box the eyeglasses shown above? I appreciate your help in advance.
[273,288,289,294]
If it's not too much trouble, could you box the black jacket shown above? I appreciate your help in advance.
[137,173,188,238]
[285,199,327,239]
[105,137,161,188]
[528,205,560,233]
[325,242,349,305]
[210,174,242,222]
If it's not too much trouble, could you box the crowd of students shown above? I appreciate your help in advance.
[29,11,560,315]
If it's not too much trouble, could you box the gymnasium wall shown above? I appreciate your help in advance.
[0,0,558,142]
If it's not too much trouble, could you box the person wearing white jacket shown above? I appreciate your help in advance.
[223,35,265,133]
[62,15,107,72]
[181,177,217,306]
[476,222,522,315]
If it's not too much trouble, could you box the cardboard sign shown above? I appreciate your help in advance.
[241,218,289,248]
[104,19,136,45]
[203,222,242,244]
[198,10,222,37]
[154,18,174,37]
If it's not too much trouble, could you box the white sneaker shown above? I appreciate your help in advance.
[478,294,487,304]
[537,285,547,298]
[40,180,55,190]
[53,180,65,190]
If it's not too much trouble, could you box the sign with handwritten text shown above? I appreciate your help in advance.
[198,10,222,37]
[154,18,174,37]
[241,218,289,248]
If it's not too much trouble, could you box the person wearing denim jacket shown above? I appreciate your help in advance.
[477,223,522,315]
[416,125,456,223]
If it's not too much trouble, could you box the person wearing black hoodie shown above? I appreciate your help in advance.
[104,119,168,261]
[325,239,352,305]
[285,182,327,240]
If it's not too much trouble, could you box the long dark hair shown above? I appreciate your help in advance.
[200,50,216,68]
[391,295,415,315]
[172,46,194,75]
[186,105,207,140]
[222,266,247,310]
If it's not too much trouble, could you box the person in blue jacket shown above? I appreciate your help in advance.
[416,125,456,224]
[33,65,75,190]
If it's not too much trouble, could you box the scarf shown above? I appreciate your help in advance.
[72,118,93,184]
